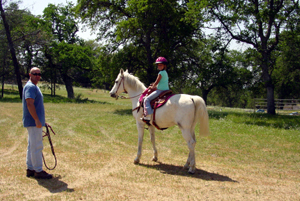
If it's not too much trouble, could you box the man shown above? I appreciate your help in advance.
[22,67,52,179]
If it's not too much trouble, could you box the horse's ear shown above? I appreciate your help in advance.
[120,68,124,75]
[125,69,128,73]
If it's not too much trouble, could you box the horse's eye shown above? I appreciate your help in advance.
[115,81,118,83]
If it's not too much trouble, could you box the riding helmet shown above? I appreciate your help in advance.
[155,57,168,64]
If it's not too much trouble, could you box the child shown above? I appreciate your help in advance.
[142,57,169,121]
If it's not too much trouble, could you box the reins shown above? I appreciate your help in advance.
[42,123,57,170]
[120,93,142,100]
[115,75,142,101]
[121,93,142,112]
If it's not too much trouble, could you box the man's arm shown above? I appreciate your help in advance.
[26,98,42,128]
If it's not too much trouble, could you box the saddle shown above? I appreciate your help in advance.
[138,88,174,130]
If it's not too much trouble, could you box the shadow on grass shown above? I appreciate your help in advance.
[208,110,300,130]
[35,175,74,193]
[113,109,133,116]
[0,89,110,104]
[43,94,110,104]
[208,110,230,120]
[138,162,238,182]
[0,89,21,102]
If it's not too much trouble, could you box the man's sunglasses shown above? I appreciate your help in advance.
[32,73,42,76]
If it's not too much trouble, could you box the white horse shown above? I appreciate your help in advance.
[109,69,209,174]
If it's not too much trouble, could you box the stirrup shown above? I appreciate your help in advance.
[140,117,151,126]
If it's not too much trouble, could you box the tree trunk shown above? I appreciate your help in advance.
[25,45,32,73]
[62,74,74,99]
[0,1,23,99]
[1,55,4,98]
[1,67,4,98]
[202,89,209,106]
[266,83,276,115]
[261,53,276,115]
[50,62,56,97]
[54,69,56,97]
[45,49,57,97]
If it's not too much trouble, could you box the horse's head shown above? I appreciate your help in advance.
[109,69,128,99]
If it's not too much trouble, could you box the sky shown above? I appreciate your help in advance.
[19,0,97,40]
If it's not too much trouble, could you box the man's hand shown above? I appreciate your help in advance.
[35,119,42,128]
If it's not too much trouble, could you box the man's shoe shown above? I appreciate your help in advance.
[26,169,35,177]
[34,170,53,179]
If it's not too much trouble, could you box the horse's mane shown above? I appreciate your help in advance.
[124,71,146,91]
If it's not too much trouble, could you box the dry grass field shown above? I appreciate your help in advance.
[1,86,300,200]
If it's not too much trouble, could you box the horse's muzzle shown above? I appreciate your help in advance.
[110,93,118,99]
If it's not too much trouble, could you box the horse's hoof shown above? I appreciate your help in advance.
[152,156,158,162]
[134,158,140,164]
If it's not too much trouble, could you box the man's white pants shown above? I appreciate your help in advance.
[26,127,43,172]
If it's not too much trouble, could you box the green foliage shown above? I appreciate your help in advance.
[35,3,97,98]
[76,0,203,85]
[273,30,300,99]
[43,2,80,44]
[1,0,300,110]
[186,0,299,114]
[0,2,41,81]
[174,38,254,106]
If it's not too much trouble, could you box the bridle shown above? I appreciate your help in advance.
[114,76,127,99]
[114,76,142,100]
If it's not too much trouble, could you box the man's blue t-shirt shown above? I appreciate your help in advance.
[157,70,169,90]
[22,81,45,127]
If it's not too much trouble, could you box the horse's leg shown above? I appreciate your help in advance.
[181,128,196,174]
[134,121,145,164]
[149,125,158,162]
[183,130,196,169]
[184,152,191,170]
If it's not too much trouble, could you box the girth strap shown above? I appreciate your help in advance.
[152,101,168,130]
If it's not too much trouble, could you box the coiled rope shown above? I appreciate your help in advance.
[42,123,57,170]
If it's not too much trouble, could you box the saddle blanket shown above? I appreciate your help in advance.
[139,88,175,109]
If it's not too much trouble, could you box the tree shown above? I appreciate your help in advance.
[76,0,203,85]
[42,2,84,98]
[175,37,253,105]
[17,14,47,76]
[0,0,22,98]
[50,42,94,98]
[274,30,300,99]
[273,7,300,99]
[0,40,10,98]
[188,0,299,114]
[0,2,47,98]
[43,2,80,44]
[208,49,255,108]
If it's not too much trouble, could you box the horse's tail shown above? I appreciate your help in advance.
[192,96,210,137]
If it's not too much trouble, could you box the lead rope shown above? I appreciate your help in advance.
[42,123,57,170]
